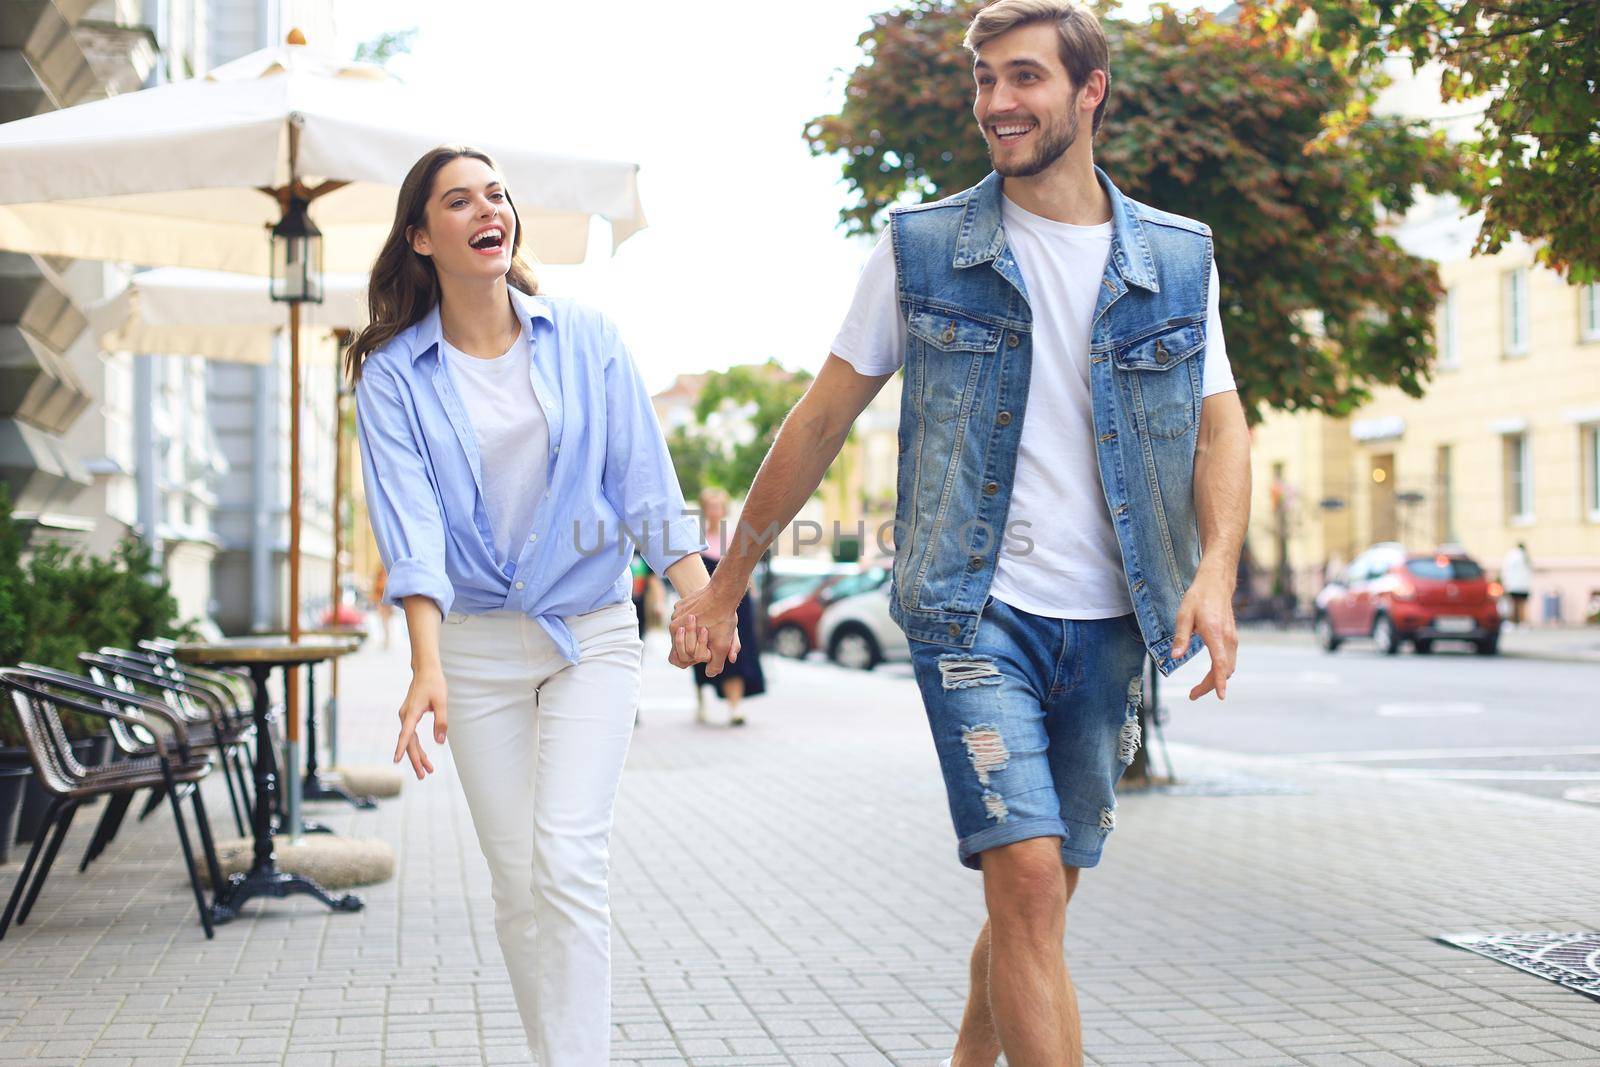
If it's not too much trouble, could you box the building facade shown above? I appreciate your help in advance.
[1,0,347,635]
[1248,207,1600,625]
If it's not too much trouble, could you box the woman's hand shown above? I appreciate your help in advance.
[668,614,712,669]
[394,665,448,779]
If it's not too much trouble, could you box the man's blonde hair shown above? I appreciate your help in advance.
[964,0,1111,135]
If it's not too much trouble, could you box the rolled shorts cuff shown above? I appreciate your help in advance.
[955,816,1070,872]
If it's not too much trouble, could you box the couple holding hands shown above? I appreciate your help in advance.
[354,3,1250,1064]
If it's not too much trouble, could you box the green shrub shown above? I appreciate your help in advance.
[0,486,197,746]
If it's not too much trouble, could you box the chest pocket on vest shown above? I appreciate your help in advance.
[1113,320,1204,440]
[907,308,1003,423]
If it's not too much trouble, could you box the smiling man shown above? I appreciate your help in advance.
[669,2,1251,1063]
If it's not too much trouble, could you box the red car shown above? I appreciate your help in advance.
[1315,543,1501,655]
[767,566,891,659]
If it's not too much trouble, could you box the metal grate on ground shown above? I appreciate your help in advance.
[1439,931,1600,1001]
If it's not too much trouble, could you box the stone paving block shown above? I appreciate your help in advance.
[4,637,1600,1065]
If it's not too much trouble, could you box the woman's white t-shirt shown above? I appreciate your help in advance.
[443,333,550,569]
[830,195,1236,619]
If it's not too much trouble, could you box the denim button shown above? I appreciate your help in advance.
[997,411,1012,425]
[969,556,983,571]
[1155,340,1170,365]
[983,481,999,495]
[1007,333,1020,348]
[948,623,960,636]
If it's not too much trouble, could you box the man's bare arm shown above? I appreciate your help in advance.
[1193,390,1252,582]
[1172,389,1252,699]
[672,355,894,672]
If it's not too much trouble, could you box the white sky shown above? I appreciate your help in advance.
[332,0,1229,392]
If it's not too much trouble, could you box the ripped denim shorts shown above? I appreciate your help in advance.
[908,596,1148,871]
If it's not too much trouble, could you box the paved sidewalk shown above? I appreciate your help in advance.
[2,626,1598,1066]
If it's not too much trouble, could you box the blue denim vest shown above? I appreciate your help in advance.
[886,168,1212,675]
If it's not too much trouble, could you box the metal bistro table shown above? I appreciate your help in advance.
[293,626,376,810]
[259,626,377,834]
[173,635,363,922]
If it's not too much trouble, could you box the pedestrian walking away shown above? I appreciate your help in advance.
[370,561,393,648]
[668,3,1253,1064]
[348,145,725,1066]
[1501,541,1532,627]
[691,487,767,726]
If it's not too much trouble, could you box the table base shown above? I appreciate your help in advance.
[211,866,363,924]
[302,772,378,810]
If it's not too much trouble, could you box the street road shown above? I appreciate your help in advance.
[865,628,1600,806]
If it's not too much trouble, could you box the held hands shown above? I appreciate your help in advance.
[393,666,448,779]
[669,580,742,676]
[1171,565,1238,702]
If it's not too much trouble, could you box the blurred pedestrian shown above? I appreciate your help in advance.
[350,146,720,1066]
[371,562,393,648]
[629,552,663,639]
[691,488,766,726]
[1502,541,1532,627]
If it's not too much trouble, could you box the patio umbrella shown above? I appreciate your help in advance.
[91,266,371,842]
[0,31,646,741]
[94,267,369,364]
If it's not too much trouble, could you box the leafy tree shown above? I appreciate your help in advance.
[1277,0,1600,283]
[805,1,1467,418]
[354,29,418,69]
[671,362,815,498]
[665,424,721,504]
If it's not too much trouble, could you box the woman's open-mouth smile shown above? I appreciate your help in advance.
[467,224,506,256]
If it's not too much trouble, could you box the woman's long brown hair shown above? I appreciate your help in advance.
[345,145,540,382]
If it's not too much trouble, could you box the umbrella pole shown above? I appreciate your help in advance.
[328,332,348,771]
[286,301,303,844]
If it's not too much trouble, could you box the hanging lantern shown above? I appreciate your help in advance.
[269,195,324,304]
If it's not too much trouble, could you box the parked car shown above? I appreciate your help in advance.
[818,571,910,670]
[769,565,894,660]
[1314,543,1502,655]
[767,577,842,659]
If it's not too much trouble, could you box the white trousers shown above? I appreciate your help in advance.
[437,600,642,1066]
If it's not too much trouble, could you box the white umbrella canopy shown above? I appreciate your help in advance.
[93,268,369,363]
[0,33,648,766]
[0,39,647,270]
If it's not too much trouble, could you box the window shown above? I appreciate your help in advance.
[1583,282,1600,343]
[1435,444,1455,544]
[1505,432,1533,522]
[1586,426,1600,521]
[1504,269,1530,356]
[1405,557,1485,581]
[1438,288,1459,368]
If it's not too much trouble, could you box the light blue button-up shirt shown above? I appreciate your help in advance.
[355,288,704,663]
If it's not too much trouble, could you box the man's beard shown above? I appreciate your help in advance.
[988,106,1081,178]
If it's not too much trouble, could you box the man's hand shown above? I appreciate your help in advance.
[670,579,742,676]
[1172,566,1238,701]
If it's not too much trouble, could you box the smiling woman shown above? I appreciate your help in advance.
[345,146,540,380]
[348,144,719,1065]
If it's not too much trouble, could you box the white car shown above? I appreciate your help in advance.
[818,577,911,670]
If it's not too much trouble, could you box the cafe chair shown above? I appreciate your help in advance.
[81,650,254,844]
[0,666,224,941]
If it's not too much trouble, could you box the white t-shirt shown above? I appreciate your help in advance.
[830,194,1236,619]
[443,333,550,569]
